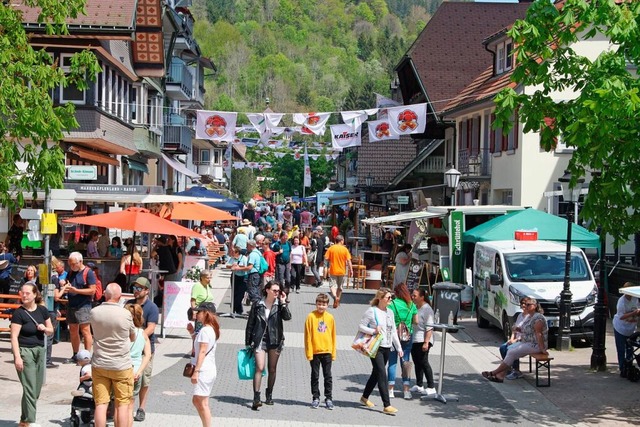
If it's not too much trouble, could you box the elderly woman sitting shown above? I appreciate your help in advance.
[482,297,548,383]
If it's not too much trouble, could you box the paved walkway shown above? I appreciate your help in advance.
[0,268,638,426]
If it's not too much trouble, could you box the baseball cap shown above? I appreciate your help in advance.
[76,350,91,361]
[134,277,150,288]
[193,301,217,314]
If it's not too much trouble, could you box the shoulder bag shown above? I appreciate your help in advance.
[183,343,214,377]
[352,309,383,358]
[394,301,412,344]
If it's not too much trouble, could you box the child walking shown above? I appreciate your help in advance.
[304,293,336,409]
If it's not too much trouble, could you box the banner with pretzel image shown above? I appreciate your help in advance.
[196,110,238,142]
[386,103,427,136]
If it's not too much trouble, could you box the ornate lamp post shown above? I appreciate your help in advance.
[556,170,584,351]
[444,167,461,206]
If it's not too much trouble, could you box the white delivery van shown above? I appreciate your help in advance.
[473,240,597,342]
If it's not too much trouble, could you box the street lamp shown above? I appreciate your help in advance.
[590,170,607,371]
[365,175,373,246]
[556,170,584,351]
[444,167,461,206]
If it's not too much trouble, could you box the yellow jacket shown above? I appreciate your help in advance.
[304,310,336,361]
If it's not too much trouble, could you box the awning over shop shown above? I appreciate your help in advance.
[68,146,120,166]
[124,158,149,174]
[362,210,444,225]
[161,153,199,179]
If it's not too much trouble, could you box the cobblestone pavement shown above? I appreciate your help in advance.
[1,268,637,426]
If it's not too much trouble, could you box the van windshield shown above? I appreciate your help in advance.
[504,252,591,282]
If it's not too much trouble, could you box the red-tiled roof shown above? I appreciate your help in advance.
[15,0,136,28]
[442,65,515,113]
[406,1,530,114]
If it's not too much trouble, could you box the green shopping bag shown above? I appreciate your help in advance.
[237,348,266,380]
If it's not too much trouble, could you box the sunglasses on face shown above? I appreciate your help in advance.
[132,286,145,292]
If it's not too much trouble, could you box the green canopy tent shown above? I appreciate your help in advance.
[463,208,600,248]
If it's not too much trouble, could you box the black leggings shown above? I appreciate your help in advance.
[363,347,390,407]
[291,264,304,290]
[253,348,281,392]
[411,342,434,388]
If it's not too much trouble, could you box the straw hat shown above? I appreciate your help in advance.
[241,219,252,226]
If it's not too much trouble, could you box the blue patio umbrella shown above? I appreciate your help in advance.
[175,186,244,212]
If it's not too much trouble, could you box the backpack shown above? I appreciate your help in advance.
[258,253,269,274]
[82,267,103,303]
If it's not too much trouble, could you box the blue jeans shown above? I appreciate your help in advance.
[499,341,521,371]
[614,329,633,371]
[388,339,412,387]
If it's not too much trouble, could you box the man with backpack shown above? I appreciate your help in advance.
[61,252,96,363]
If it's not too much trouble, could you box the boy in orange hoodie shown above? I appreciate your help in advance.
[304,293,336,410]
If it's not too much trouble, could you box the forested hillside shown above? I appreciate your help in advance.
[191,0,448,114]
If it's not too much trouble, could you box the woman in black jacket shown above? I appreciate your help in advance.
[245,280,292,410]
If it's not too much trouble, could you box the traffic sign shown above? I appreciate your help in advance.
[49,199,76,211]
[50,188,77,211]
[397,196,409,205]
[51,189,77,200]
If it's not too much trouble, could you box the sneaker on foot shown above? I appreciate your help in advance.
[311,399,320,409]
[296,289,300,294]
[403,390,412,400]
[46,362,58,369]
[383,406,398,415]
[410,385,425,393]
[424,387,437,395]
[64,355,77,364]
[359,396,374,407]
[506,371,524,380]
[133,408,145,422]
[325,399,334,410]
[388,388,395,398]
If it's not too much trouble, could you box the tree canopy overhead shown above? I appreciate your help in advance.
[0,1,99,208]
[494,0,640,244]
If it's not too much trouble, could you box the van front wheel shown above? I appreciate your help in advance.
[476,299,489,328]
[502,313,512,342]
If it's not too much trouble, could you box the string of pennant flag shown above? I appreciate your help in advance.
[195,102,428,152]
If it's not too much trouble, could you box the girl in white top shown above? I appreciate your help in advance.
[289,236,308,293]
[358,287,402,415]
[190,302,220,427]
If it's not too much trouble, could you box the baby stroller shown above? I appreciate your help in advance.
[623,332,640,382]
[69,393,94,427]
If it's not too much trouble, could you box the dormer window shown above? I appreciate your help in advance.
[496,40,513,75]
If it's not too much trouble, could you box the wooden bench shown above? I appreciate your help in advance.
[528,353,554,387]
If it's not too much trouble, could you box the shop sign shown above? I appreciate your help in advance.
[67,165,97,180]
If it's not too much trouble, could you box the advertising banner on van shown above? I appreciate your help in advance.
[450,210,464,283]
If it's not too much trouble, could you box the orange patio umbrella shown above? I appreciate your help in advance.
[63,207,203,285]
[63,207,202,238]
[158,202,239,221]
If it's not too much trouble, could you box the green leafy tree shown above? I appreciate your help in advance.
[267,151,333,196]
[494,0,640,243]
[230,168,257,202]
[0,2,99,208]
